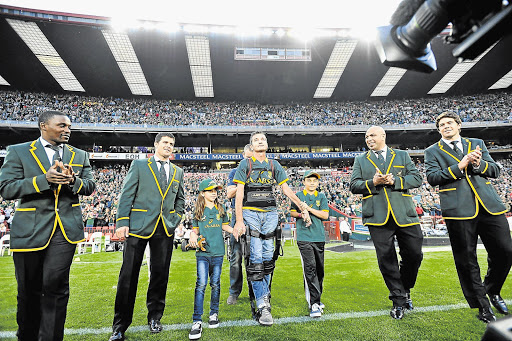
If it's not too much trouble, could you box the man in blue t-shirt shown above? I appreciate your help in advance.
[233,131,311,326]
[226,144,253,305]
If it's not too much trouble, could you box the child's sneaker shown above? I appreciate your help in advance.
[189,321,202,340]
[310,303,322,318]
[208,313,219,328]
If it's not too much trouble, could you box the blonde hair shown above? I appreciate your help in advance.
[193,190,225,221]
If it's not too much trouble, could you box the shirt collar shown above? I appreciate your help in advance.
[441,137,462,147]
[154,155,168,163]
[302,190,318,197]
[40,137,63,149]
[251,156,269,163]
[372,145,388,156]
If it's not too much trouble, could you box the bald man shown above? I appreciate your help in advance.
[350,126,423,320]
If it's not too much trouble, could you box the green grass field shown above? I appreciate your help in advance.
[0,242,508,340]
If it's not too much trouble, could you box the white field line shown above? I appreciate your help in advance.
[0,301,504,338]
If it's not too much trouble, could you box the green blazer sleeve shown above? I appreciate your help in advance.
[389,152,422,191]
[0,142,96,250]
[350,155,376,196]
[69,151,95,196]
[350,149,420,227]
[425,138,506,218]
[115,160,139,228]
[0,145,50,199]
[115,158,185,238]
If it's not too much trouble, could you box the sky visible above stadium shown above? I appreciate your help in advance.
[1,0,402,29]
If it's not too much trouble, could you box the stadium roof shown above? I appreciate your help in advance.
[1,5,512,103]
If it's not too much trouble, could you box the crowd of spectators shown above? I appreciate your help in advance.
[1,157,511,234]
[1,90,511,127]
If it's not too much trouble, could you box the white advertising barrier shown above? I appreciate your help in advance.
[87,153,147,160]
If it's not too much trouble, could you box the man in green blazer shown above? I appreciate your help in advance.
[350,126,423,320]
[425,111,512,323]
[109,132,185,341]
[0,110,95,341]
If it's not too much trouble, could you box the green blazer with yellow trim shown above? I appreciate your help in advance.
[424,137,506,219]
[115,157,185,238]
[350,147,421,227]
[0,139,95,251]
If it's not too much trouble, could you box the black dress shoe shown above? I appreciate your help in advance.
[404,293,414,310]
[148,319,163,333]
[390,305,404,320]
[490,294,509,315]
[477,307,496,323]
[108,331,124,341]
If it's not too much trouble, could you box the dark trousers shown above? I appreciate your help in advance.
[229,216,243,297]
[342,232,350,241]
[112,223,174,333]
[297,241,325,307]
[13,228,77,341]
[446,209,512,308]
[368,221,423,306]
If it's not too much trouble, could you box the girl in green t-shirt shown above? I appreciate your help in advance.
[188,179,234,340]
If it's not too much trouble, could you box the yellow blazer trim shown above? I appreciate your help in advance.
[16,207,36,211]
[393,165,404,168]
[443,196,479,220]
[399,177,403,190]
[128,214,173,239]
[362,194,373,200]
[29,140,47,174]
[385,149,396,174]
[278,178,289,186]
[465,170,507,216]
[401,194,412,197]
[72,203,81,207]
[131,208,148,212]
[364,188,418,227]
[76,178,83,193]
[147,158,178,199]
[482,161,489,174]
[65,145,76,166]
[11,212,58,252]
[13,186,87,252]
[439,188,456,192]
[177,213,182,218]
[233,179,245,185]
[322,209,329,212]
[32,176,41,193]
[437,140,461,163]
[69,164,83,167]
[365,180,372,194]
[116,217,130,221]
[366,155,382,174]
[448,167,458,180]
[485,181,491,185]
